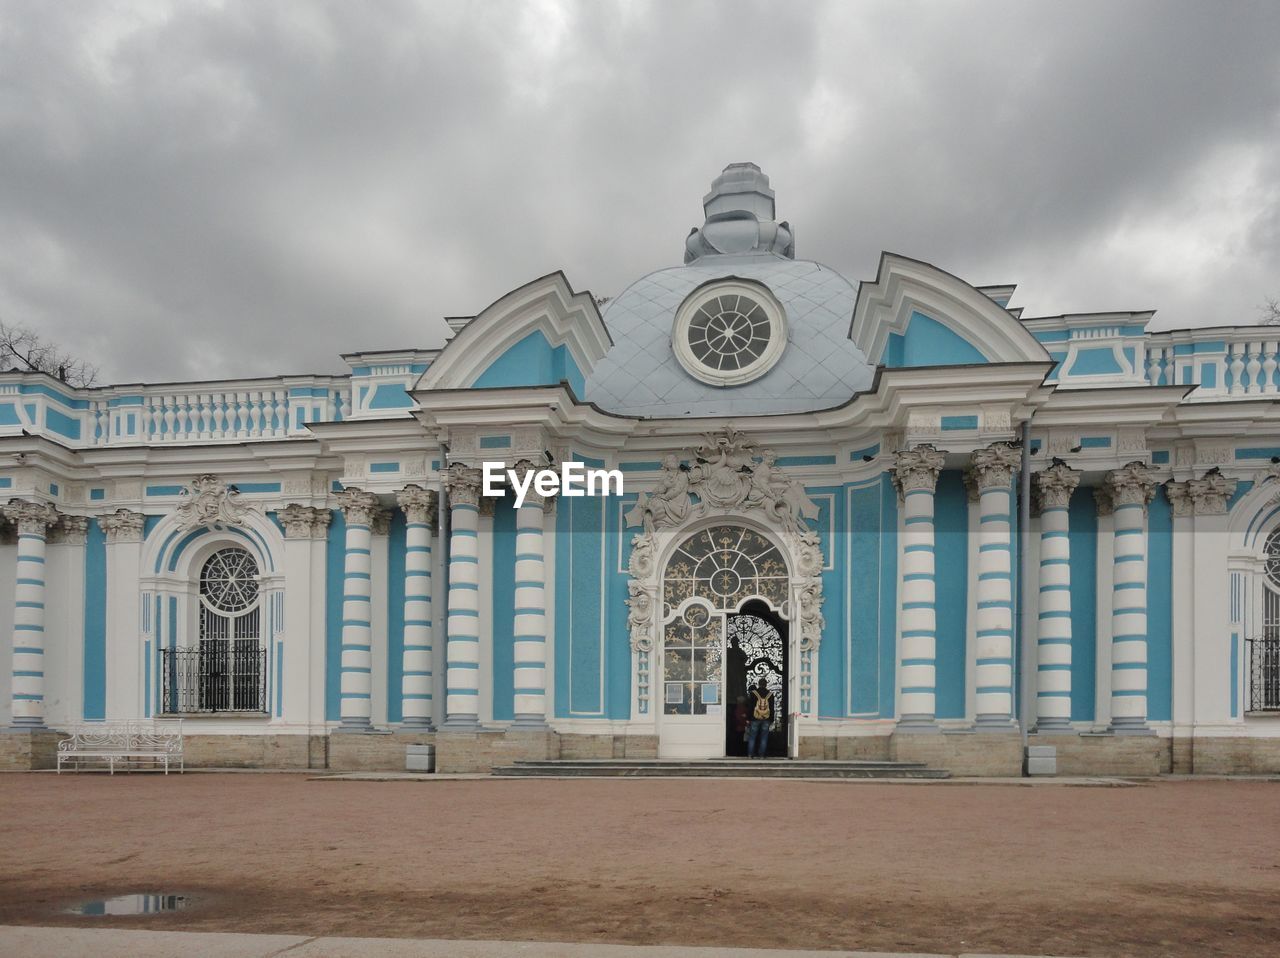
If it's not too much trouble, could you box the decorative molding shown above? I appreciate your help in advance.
[1166,481,1194,519]
[509,459,554,511]
[396,484,438,527]
[1185,468,1238,517]
[1098,460,1158,514]
[99,508,146,544]
[278,504,332,539]
[444,464,483,510]
[891,444,946,499]
[968,441,1020,493]
[49,514,89,545]
[370,507,392,537]
[335,488,380,526]
[174,475,252,531]
[3,499,58,536]
[1033,460,1081,512]
[623,427,820,536]
[1093,488,1114,518]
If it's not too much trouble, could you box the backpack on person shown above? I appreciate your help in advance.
[752,689,772,721]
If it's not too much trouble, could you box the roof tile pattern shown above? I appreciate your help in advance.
[586,257,873,418]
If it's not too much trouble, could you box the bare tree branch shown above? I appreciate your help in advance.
[0,320,98,387]
[1262,297,1280,327]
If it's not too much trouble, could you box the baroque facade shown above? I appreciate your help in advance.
[4,163,1280,774]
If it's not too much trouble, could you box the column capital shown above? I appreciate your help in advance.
[891,444,945,498]
[1033,459,1081,512]
[396,484,438,526]
[510,458,555,510]
[278,503,332,539]
[370,507,392,537]
[49,514,89,545]
[1186,468,1237,516]
[3,499,58,536]
[444,464,484,509]
[1099,460,1158,513]
[968,441,1020,492]
[98,508,146,544]
[1165,480,1194,518]
[335,487,380,526]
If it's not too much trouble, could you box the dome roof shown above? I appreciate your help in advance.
[584,165,874,418]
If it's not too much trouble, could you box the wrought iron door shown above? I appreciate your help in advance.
[725,605,787,757]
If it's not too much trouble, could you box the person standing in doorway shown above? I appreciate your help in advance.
[747,677,774,759]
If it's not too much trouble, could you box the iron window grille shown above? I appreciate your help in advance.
[1247,633,1280,713]
[161,645,267,714]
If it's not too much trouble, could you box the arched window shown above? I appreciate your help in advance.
[662,525,788,616]
[1253,530,1280,712]
[661,526,788,717]
[168,547,265,713]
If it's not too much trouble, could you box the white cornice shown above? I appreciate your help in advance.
[850,253,1050,366]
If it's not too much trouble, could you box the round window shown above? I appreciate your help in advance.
[672,280,787,386]
[200,547,260,614]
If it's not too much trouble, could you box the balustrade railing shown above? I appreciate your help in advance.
[1145,335,1280,399]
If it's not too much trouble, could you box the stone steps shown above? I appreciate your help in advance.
[491,759,950,779]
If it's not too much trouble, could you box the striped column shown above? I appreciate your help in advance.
[511,461,550,727]
[396,485,437,728]
[969,442,1020,730]
[442,465,483,729]
[336,488,380,730]
[891,444,945,730]
[1033,461,1080,733]
[5,500,58,729]
[1101,461,1158,735]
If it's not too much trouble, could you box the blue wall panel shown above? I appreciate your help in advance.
[885,311,988,368]
[554,493,605,716]
[934,470,968,719]
[1147,492,1173,722]
[848,481,886,715]
[82,519,107,720]
[324,510,346,722]
[385,508,407,723]
[878,474,899,718]
[490,497,516,722]
[1067,490,1098,722]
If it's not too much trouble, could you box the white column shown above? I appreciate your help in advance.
[277,504,331,729]
[397,485,438,728]
[891,445,945,730]
[969,442,1019,730]
[511,461,550,727]
[336,488,379,730]
[4,500,58,729]
[1101,461,1158,735]
[1033,461,1080,733]
[442,465,483,729]
[99,508,146,720]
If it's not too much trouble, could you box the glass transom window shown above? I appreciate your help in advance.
[672,280,788,386]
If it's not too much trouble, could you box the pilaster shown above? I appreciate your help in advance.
[397,485,437,729]
[442,465,483,730]
[968,442,1019,731]
[335,489,379,731]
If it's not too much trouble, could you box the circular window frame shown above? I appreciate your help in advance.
[672,279,788,387]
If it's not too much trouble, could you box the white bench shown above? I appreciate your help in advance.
[56,720,185,774]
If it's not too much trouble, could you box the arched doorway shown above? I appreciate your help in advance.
[659,524,790,758]
[725,601,787,757]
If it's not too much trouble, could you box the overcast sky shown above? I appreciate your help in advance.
[1,0,1278,385]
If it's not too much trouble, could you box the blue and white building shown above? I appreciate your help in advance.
[4,163,1280,774]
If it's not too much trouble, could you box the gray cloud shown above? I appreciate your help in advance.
[1,0,1278,383]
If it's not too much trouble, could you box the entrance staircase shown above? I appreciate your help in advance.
[490,758,949,779]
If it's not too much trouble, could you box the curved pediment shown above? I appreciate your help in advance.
[416,271,611,394]
[850,253,1050,368]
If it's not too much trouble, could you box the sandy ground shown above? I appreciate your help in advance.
[0,774,1277,958]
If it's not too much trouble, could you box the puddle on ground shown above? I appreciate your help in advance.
[67,894,190,916]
